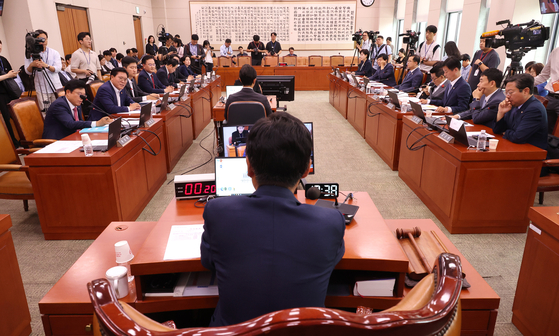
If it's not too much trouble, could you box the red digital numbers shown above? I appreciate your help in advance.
[183,182,216,196]
[185,183,193,195]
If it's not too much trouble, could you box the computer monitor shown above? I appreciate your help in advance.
[304,122,315,174]
[541,0,559,14]
[256,75,295,102]
[214,157,256,197]
[226,86,243,99]
[139,102,152,127]
[222,124,252,157]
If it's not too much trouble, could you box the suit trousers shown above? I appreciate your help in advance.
[546,94,559,134]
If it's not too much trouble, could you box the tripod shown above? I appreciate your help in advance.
[350,42,361,68]
[31,58,57,112]
[501,50,526,89]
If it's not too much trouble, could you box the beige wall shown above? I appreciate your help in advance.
[1,0,33,67]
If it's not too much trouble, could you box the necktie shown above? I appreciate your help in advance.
[73,107,79,121]
[480,96,486,109]
[150,74,155,88]
[130,81,135,97]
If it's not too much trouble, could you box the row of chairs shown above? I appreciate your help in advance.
[214,55,354,68]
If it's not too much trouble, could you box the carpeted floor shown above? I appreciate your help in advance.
[4,90,556,335]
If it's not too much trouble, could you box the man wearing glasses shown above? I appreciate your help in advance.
[89,67,140,121]
[137,55,174,94]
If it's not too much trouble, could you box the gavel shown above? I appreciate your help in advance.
[395,227,432,273]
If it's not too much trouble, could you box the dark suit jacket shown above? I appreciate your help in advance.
[146,43,158,56]
[224,87,272,120]
[124,78,150,103]
[110,58,118,68]
[493,95,548,150]
[430,77,472,114]
[231,130,249,144]
[395,68,423,93]
[370,63,396,87]
[89,81,135,121]
[156,67,179,88]
[43,96,91,140]
[184,43,204,74]
[457,89,505,128]
[355,60,373,77]
[58,70,73,87]
[178,64,195,78]
[138,69,166,94]
[201,185,345,327]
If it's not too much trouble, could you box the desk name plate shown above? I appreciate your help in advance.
[438,132,454,143]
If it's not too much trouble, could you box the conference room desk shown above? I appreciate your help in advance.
[191,77,221,139]
[217,66,356,90]
[25,119,167,240]
[329,73,349,118]
[39,193,499,336]
[512,206,559,335]
[398,116,547,234]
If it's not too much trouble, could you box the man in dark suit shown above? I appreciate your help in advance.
[453,68,505,128]
[428,57,472,114]
[201,112,345,327]
[394,55,424,92]
[494,74,548,151]
[419,63,446,100]
[109,48,119,68]
[59,58,74,86]
[137,55,174,94]
[121,56,159,103]
[184,34,204,74]
[225,64,272,120]
[43,80,111,139]
[353,49,373,77]
[156,57,181,88]
[231,125,249,144]
[89,68,141,121]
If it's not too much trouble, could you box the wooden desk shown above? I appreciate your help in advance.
[398,116,547,233]
[346,83,368,138]
[0,214,32,336]
[385,219,500,336]
[329,74,349,118]
[26,119,167,240]
[217,66,356,91]
[512,206,559,335]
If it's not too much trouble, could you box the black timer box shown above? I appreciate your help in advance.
[174,173,216,199]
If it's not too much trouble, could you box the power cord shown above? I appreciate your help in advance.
[166,128,216,185]
[405,125,434,151]
[367,102,382,117]
[133,129,162,156]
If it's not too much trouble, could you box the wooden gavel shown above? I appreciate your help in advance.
[395,227,432,273]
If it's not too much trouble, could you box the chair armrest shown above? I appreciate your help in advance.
[543,159,559,167]
[32,139,56,147]
[0,164,24,171]
[16,148,41,155]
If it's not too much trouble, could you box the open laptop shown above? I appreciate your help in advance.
[445,116,490,148]
[387,90,401,109]
[410,101,446,126]
[226,86,243,100]
[214,157,256,196]
[83,117,122,152]
[169,84,187,103]
[155,92,169,113]
[139,102,153,127]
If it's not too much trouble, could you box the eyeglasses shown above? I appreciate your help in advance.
[505,90,518,96]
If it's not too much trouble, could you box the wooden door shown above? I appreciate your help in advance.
[133,16,144,58]
[56,5,90,57]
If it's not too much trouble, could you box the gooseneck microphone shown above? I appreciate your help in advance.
[80,94,132,128]
[306,187,340,206]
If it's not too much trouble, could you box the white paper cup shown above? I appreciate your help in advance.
[425,111,433,118]
[106,266,129,299]
[115,240,134,263]
[489,139,499,150]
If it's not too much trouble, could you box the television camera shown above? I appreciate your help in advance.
[352,29,379,44]
[399,30,421,52]
[25,30,45,61]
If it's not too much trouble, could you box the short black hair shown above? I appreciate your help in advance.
[110,67,128,77]
[426,25,438,34]
[482,68,503,87]
[109,48,117,53]
[64,79,87,93]
[271,32,277,37]
[97,54,103,62]
[202,40,210,48]
[399,48,405,54]
[524,61,536,71]
[377,35,384,40]
[505,73,534,95]
[191,34,199,41]
[165,35,173,41]
[377,53,388,61]
[148,35,155,43]
[238,46,244,50]
[461,53,470,61]
[180,56,190,63]
[36,29,48,37]
[530,63,545,76]
[410,55,421,64]
[131,48,138,53]
[126,49,132,54]
[386,37,392,42]
[103,50,111,56]
[158,46,168,55]
[253,35,260,42]
[65,54,72,61]
[443,56,461,71]
[77,32,90,41]
[225,38,231,43]
[239,64,257,86]
[361,49,370,57]
[289,47,294,51]
[142,55,155,64]
[116,53,124,61]
[165,58,179,67]
[122,56,138,68]
[246,112,312,189]
[430,62,445,77]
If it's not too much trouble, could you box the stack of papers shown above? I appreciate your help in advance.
[35,141,82,154]
[173,272,219,297]
[163,225,204,260]
[353,278,396,297]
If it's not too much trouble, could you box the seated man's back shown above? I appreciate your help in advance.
[225,64,272,120]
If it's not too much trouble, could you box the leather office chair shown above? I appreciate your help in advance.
[237,56,251,67]
[8,97,56,148]
[308,55,323,67]
[0,117,35,211]
[88,253,462,336]
[535,95,558,204]
[330,55,345,67]
[226,101,267,125]
[263,55,279,67]
[394,66,403,84]
[282,56,297,66]
[219,56,232,67]
[87,80,104,100]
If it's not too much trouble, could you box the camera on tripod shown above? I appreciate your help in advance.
[158,27,171,43]
[352,30,378,44]
[399,30,421,50]
[482,20,549,52]
[25,30,45,61]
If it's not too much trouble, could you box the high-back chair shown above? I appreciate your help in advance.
[308,55,323,67]
[536,95,559,204]
[218,56,232,67]
[226,101,267,125]
[263,55,279,67]
[282,55,297,66]
[330,55,345,67]
[89,253,462,336]
[237,56,251,67]
[8,98,56,148]
[87,80,104,100]
[0,117,34,211]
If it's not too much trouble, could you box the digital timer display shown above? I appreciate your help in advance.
[175,178,216,199]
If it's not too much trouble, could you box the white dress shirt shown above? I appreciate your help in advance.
[110,81,130,111]
[66,97,96,126]
[24,47,63,93]
[535,46,559,94]
[220,44,233,57]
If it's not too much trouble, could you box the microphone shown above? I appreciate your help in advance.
[80,94,132,128]
[481,30,500,38]
[306,187,340,206]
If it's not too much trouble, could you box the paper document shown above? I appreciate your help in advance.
[449,118,464,131]
[123,118,140,126]
[422,105,438,110]
[174,272,219,297]
[35,141,83,154]
[79,125,109,133]
[163,225,204,260]
[466,131,495,138]
[91,140,108,146]
[127,111,141,115]
[353,278,396,297]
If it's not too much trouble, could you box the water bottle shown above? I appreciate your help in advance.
[81,134,93,157]
[477,130,487,150]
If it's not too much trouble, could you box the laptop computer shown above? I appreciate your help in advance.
[155,92,169,113]
[445,116,490,148]
[214,157,256,197]
[83,117,122,152]
[387,90,401,109]
[226,86,243,100]
[410,101,446,126]
[169,84,187,103]
[139,102,153,128]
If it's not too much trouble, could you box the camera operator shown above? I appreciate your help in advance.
[266,33,282,57]
[535,47,559,133]
[185,34,204,74]
[24,29,63,111]
[466,38,500,91]
[371,35,392,71]
[356,32,372,57]
[247,35,266,66]
[71,32,102,83]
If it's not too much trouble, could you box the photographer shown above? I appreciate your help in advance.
[185,34,204,74]
[467,38,500,91]
[265,33,282,57]
[24,29,63,111]
[202,40,214,73]
[357,31,372,57]
[247,35,266,66]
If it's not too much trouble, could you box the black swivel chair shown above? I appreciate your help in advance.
[226,101,267,125]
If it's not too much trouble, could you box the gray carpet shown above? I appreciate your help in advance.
[4,90,555,335]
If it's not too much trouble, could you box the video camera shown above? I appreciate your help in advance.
[158,27,171,43]
[399,30,421,50]
[482,20,549,53]
[25,30,45,61]
[352,30,379,44]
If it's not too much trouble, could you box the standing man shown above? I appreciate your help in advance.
[121,56,159,103]
[137,55,174,94]
[265,33,282,57]
[461,54,471,81]
[426,57,471,114]
[184,34,204,74]
[109,48,119,68]
[418,25,441,76]
[24,29,63,111]
[467,38,500,91]
[71,32,102,82]
[247,35,266,66]
[89,68,140,121]
[370,35,392,71]
[201,112,345,327]
[535,46,559,133]
[220,39,233,58]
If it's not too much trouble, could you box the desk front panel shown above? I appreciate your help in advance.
[191,86,212,139]
[330,76,349,118]
[398,117,546,234]
[158,99,194,172]
[346,86,367,138]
